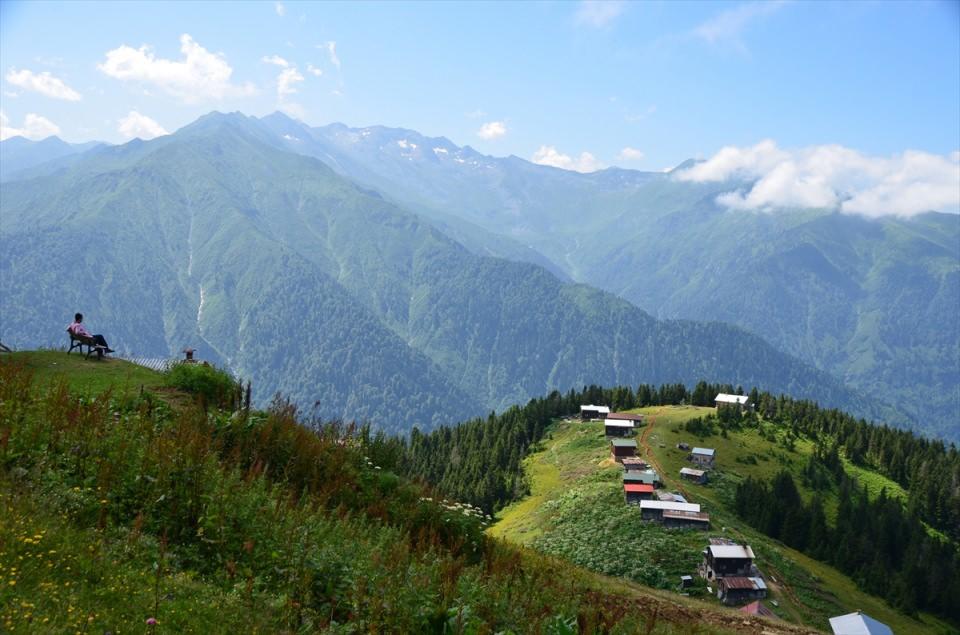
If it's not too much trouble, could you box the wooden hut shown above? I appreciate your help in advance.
[610,438,637,462]
[624,483,654,504]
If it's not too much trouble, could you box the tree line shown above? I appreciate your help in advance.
[361,381,958,544]
[735,469,960,620]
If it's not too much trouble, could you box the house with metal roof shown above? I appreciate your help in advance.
[604,418,635,437]
[715,393,752,411]
[639,500,699,517]
[701,544,755,580]
[610,438,637,462]
[623,483,654,504]
[680,467,708,484]
[690,447,716,468]
[620,456,647,471]
[580,404,610,420]
[607,412,644,423]
[717,576,767,605]
[623,469,659,486]
[828,611,893,635]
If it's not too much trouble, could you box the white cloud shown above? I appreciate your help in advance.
[0,111,61,140]
[575,0,626,28]
[306,64,322,77]
[323,41,340,69]
[532,145,605,173]
[98,34,256,103]
[693,1,787,51]
[117,110,169,140]
[675,140,960,217]
[261,54,289,68]
[277,67,304,98]
[477,121,506,140]
[3,90,19,98]
[466,108,487,119]
[617,147,645,161]
[5,68,81,101]
[275,2,286,16]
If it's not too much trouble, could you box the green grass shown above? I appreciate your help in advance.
[489,408,956,635]
[1,353,768,634]
[5,349,172,399]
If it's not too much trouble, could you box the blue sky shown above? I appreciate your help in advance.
[1,0,958,173]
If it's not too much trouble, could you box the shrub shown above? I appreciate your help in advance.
[164,362,239,410]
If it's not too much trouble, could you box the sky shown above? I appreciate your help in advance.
[1,0,958,188]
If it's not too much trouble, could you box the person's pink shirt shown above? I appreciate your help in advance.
[68,321,91,338]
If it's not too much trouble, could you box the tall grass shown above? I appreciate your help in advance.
[0,359,719,634]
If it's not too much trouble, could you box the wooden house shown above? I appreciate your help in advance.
[610,438,637,462]
[639,500,700,521]
[580,405,610,420]
[680,467,707,484]
[607,412,644,426]
[715,393,752,411]
[604,418,635,437]
[623,483,654,504]
[717,576,767,605]
[661,509,710,529]
[623,470,659,487]
[690,447,716,468]
[700,544,755,580]
[620,456,647,472]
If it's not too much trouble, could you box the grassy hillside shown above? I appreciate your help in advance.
[2,352,833,634]
[490,409,955,634]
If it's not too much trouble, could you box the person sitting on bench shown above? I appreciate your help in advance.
[68,313,114,353]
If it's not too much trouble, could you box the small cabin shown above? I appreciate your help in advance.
[680,467,707,484]
[624,470,659,487]
[610,438,637,462]
[624,483,654,504]
[690,447,716,468]
[639,500,700,521]
[620,456,647,472]
[828,611,893,635]
[606,412,644,426]
[717,576,767,605]
[580,404,610,420]
[701,544,755,580]
[604,419,635,437]
[662,509,710,529]
[715,393,752,411]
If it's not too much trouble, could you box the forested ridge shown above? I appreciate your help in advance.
[362,380,960,625]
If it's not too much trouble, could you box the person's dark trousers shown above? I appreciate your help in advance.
[93,334,109,349]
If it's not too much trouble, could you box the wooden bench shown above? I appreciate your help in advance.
[67,329,107,360]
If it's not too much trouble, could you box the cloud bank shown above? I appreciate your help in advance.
[675,139,960,217]
[5,68,81,101]
[0,111,60,140]
[477,121,506,140]
[117,111,168,140]
[532,145,604,173]
[98,34,255,103]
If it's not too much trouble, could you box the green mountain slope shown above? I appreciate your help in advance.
[0,135,104,182]
[487,411,956,634]
[7,352,836,634]
[260,113,957,441]
[0,112,904,432]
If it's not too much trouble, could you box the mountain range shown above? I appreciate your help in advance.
[0,113,958,437]
[253,114,960,441]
